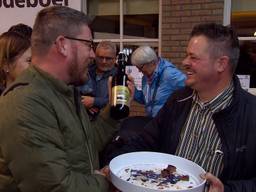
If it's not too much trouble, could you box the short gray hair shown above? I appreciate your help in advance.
[131,46,158,67]
[96,41,116,55]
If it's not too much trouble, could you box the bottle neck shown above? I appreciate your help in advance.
[118,62,126,74]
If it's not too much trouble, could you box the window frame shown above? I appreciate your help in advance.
[82,0,162,55]
[225,0,256,41]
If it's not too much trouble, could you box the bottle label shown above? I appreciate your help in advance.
[111,85,130,106]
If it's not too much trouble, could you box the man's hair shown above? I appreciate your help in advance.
[32,6,91,57]
[190,23,240,74]
[0,24,32,87]
[131,46,158,67]
[96,41,117,55]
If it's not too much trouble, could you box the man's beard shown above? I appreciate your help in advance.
[97,64,114,73]
[68,51,89,86]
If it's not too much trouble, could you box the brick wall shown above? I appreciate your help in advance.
[130,0,225,116]
[162,0,224,66]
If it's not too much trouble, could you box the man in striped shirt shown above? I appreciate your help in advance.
[105,23,256,192]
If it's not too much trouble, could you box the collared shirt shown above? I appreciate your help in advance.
[175,82,234,176]
[144,66,158,105]
[79,64,117,109]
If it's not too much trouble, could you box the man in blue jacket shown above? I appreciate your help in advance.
[132,46,186,117]
[80,41,117,120]
[106,23,256,192]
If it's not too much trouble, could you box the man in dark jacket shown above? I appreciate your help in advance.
[106,23,256,192]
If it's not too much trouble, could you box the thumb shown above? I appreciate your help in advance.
[201,172,224,192]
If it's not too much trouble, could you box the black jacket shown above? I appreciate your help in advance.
[106,76,256,192]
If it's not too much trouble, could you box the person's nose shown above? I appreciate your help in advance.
[182,56,189,67]
[90,49,95,58]
[102,57,108,63]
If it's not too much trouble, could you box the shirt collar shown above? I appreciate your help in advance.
[193,81,234,112]
[147,61,160,83]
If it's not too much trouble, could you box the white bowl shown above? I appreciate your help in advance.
[110,152,206,192]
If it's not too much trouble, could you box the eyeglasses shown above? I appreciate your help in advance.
[64,36,95,50]
[136,60,156,71]
[96,56,115,62]
[136,64,146,71]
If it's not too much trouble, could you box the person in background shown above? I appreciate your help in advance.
[0,23,32,94]
[80,41,117,120]
[105,23,256,192]
[131,46,186,117]
[0,6,124,192]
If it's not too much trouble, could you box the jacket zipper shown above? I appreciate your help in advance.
[74,87,94,174]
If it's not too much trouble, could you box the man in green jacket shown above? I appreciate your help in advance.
[0,6,119,192]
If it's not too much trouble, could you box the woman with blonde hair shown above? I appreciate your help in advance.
[0,23,32,94]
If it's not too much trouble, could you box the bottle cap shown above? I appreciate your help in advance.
[117,51,128,63]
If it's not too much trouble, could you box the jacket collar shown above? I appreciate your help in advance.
[177,75,246,111]
[214,75,244,115]
[3,65,74,97]
[32,65,74,97]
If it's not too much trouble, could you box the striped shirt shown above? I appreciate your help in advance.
[175,82,234,176]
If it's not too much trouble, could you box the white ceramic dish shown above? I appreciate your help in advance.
[110,152,206,192]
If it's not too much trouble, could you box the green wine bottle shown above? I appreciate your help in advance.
[110,52,130,120]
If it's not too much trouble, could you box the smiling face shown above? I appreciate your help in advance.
[182,35,220,92]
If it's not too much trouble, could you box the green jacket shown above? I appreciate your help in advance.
[0,66,118,192]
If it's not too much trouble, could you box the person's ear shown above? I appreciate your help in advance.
[55,36,68,56]
[216,56,229,72]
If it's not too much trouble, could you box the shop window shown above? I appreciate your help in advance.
[231,0,256,88]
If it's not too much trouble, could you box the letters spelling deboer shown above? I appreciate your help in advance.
[0,0,69,8]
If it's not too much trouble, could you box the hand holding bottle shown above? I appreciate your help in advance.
[108,75,135,104]
[110,52,133,120]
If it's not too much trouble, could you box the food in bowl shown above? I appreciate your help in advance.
[110,152,206,192]
[117,164,197,190]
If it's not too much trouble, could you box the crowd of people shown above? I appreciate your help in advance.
[0,5,255,192]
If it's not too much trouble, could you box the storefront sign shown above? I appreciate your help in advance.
[0,0,81,33]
